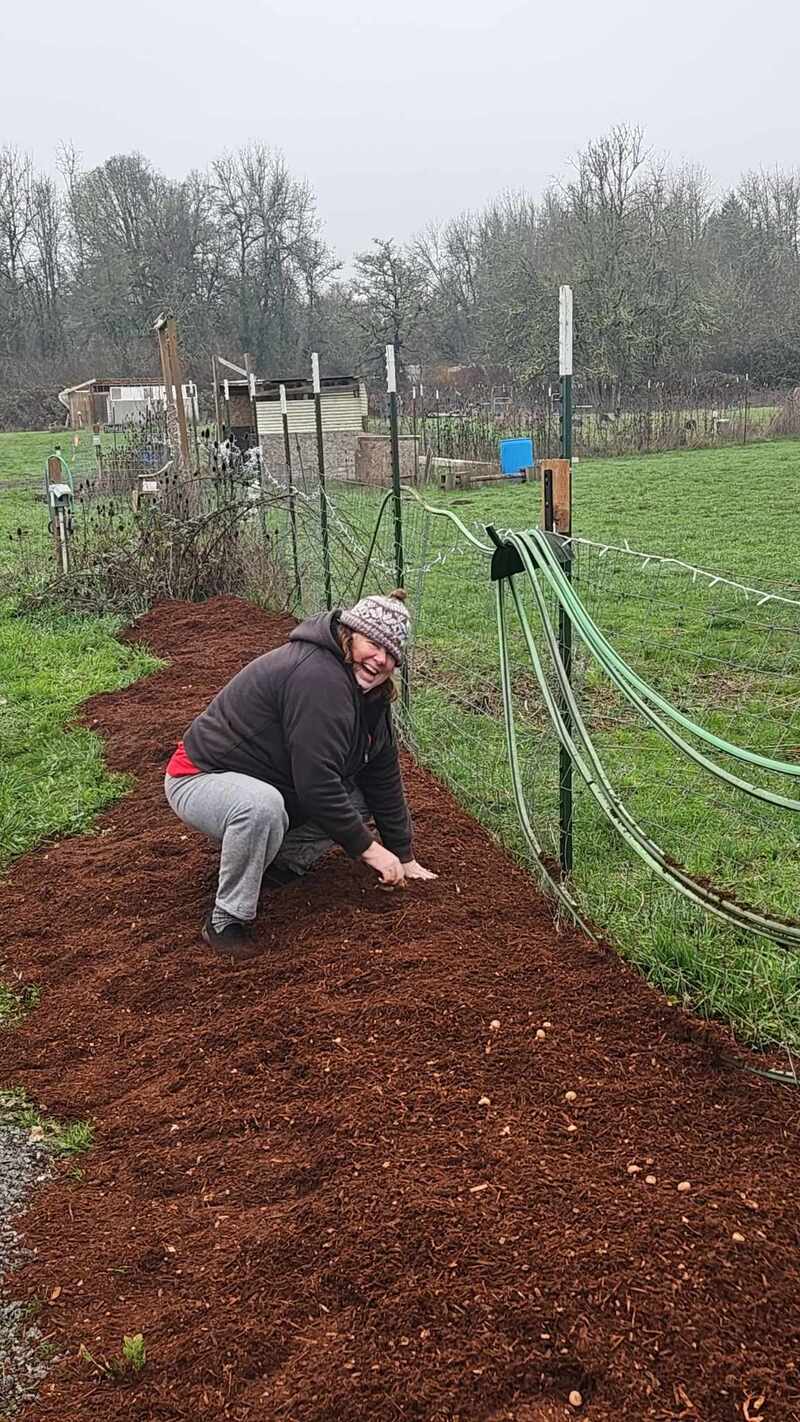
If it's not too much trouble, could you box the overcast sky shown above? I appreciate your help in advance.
[2,0,797,260]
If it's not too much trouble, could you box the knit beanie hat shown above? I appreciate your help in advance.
[340,588,411,665]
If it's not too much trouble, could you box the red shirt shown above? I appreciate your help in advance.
[166,740,201,777]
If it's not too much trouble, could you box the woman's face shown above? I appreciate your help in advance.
[350,632,397,692]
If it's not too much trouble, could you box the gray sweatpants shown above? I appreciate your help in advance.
[164,771,369,926]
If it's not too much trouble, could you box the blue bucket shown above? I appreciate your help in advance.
[499,437,534,475]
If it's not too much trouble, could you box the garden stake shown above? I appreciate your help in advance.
[280,384,301,606]
[386,344,409,711]
[312,351,333,610]
[557,286,574,874]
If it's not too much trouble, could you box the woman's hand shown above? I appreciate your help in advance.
[361,841,405,885]
[402,859,438,881]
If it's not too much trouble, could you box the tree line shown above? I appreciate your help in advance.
[2,124,800,425]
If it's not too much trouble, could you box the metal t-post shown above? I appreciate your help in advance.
[244,352,257,447]
[386,345,405,590]
[411,385,418,486]
[223,379,231,438]
[386,344,409,709]
[558,284,574,875]
[56,503,70,573]
[212,356,221,441]
[93,423,103,486]
[280,383,301,606]
[47,455,71,574]
[312,352,333,610]
[188,381,201,471]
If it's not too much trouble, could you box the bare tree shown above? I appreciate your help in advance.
[27,175,64,356]
[415,212,481,362]
[7,125,800,430]
[0,146,34,356]
[351,238,429,378]
[211,143,334,368]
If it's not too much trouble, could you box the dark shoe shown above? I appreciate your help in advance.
[262,863,302,890]
[201,914,261,962]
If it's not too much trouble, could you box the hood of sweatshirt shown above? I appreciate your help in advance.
[287,611,345,660]
[289,612,392,715]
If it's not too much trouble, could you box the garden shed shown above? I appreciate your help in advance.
[252,375,369,476]
[58,377,197,430]
[254,375,368,438]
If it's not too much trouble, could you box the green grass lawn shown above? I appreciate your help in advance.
[0,600,160,1020]
[0,428,140,586]
[0,427,113,483]
[429,438,800,584]
[0,604,159,869]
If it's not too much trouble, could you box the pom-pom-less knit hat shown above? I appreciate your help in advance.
[340,588,411,665]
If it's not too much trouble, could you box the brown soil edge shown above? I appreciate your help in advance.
[0,594,797,1422]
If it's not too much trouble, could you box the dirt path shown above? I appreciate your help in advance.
[1,595,799,1422]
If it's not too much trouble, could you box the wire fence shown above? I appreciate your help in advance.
[264,472,800,1070]
[509,538,800,1066]
[4,434,800,1072]
[368,379,800,463]
[304,487,800,1071]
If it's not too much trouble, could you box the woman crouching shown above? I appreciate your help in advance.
[164,589,436,960]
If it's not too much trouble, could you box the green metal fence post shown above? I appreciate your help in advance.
[212,355,221,440]
[280,383,301,608]
[411,385,418,485]
[312,351,333,610]
[386,343,409,709]
[386,344,405,591]
[558,284,574,875]
[223,378,231,438]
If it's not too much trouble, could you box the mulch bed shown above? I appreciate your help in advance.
[2,594,799,1422]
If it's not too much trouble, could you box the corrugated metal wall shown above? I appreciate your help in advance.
[256,389,367,438]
